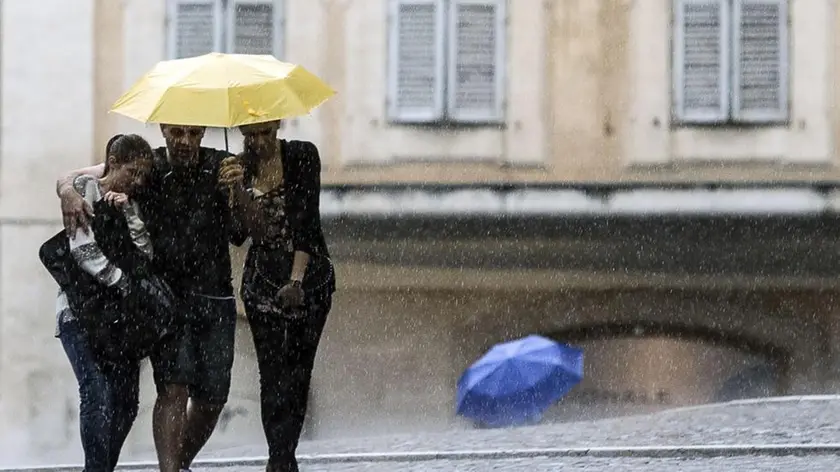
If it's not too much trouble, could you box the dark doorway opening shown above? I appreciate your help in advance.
[541,321,790,422]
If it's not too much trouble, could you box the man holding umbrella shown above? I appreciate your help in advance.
[57,123,241,472]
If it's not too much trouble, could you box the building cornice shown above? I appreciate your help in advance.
[321,183,840,218]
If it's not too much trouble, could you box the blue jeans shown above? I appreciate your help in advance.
[59,319,140,472]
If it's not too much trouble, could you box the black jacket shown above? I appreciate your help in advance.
[280,140,330,259]
[137,147,237,297]
[240,140,335,296]
[39,200,176,362]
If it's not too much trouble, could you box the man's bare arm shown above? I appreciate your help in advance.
[56,163,105,235]
[56,163,105,197]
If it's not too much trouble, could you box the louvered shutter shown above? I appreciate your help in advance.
[673,0,730,123]
[387,0,446,123]
[168,0,223,59]
[732,0,788,122]
[228,0,284,58]
[447,0,505,123]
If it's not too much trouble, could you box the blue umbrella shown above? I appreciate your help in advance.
[456,335,584,428]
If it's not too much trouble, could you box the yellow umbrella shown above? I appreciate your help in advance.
[110,53,335,128]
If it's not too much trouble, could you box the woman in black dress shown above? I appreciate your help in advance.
[220,120,335,472]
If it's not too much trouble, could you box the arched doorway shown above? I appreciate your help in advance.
[543,322,790,422]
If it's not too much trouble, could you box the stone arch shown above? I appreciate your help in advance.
[549,321,789,399]
[551,321,789,366]
[485,290,825,396]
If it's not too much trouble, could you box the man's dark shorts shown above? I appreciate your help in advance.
[150,293,237,405]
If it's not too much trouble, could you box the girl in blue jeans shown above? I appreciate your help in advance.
[46,134,161,471]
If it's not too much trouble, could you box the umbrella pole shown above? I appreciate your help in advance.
[225,128,235,208]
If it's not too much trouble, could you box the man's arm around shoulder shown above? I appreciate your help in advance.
[56,164,105,197]
[56,163,105,235]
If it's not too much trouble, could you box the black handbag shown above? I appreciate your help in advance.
[38,204,178,362]
[39,230,78,292]
[93,274,178,362]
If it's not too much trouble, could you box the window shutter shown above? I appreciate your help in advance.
[673,0,730,123]
[167,0,223,59]
[732,0,788,123]
[228,0,284,58]
[387,0,446,123]
[447,0,505,123]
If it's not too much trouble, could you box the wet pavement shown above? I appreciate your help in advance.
[181,456,840,472]
[25,396,840,471]
[214,396,840,458]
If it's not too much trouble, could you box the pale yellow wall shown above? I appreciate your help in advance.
[335,0,546,166]
[101,0,840,185]
[0,0,98,465]
[99,0,546,181]
[834,0,840,170]
[621,0,835,168]
[0,2,96,220]
[93,0,124,159]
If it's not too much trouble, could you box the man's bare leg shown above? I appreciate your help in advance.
[153,384,189,472]
[179,400,225,469]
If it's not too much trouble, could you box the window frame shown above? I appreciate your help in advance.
[386,0,507,126]
[445,0,507,124]
[166,0,284,60]
[386,0,448,124]
[166,0,225,60]
[730,0,789,124]
[672,0,730,124]
[671,0,789,126]
[225,0,285,58]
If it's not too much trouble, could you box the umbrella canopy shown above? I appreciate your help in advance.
[456,335,584,428]
[110,53,335,128]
